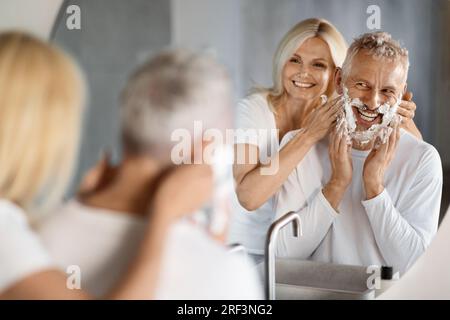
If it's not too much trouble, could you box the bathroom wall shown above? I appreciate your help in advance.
[431,0,450,220]
[0,0,62,39]
[171,0,243,100]
[52,0,172,195]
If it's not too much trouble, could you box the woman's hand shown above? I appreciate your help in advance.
[322,127,353,211]
[77,150,116,199]
[398,91,416,121]
[398,91,422,140]
[151,163,214,223]
[303,96,343,144]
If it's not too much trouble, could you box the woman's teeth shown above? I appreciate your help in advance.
[358,109,378,122]
[293,81,315,88]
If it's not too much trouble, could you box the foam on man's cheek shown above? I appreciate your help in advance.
[337,87,401,147]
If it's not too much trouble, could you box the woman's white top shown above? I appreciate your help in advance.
[0,199,53,293]
[227,92,280,254]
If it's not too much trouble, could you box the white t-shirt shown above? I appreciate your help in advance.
[0,199,54,293]
[227,92,279,254]
[275,129,442,275]
[37,200,263,299]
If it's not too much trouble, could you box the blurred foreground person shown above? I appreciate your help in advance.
[37,50,263,299]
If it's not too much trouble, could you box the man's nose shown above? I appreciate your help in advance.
[364,90,382,111]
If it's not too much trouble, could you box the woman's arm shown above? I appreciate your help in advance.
[233,131,314,211]
[233,98,342,211]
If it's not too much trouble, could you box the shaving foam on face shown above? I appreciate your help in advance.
[337,87,400,147]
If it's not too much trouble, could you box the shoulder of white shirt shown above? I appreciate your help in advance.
[0,199,29,228]
[400,128,441,165]
[238,92,270,112]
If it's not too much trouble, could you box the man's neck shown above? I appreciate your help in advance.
[80,154,165,217]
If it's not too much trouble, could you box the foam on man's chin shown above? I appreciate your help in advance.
[336,87,401,147]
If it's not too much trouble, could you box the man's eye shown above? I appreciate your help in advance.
[356,82,369,89]
[382,89,395,95]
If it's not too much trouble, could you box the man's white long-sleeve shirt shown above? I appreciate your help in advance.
[274,129,442,275]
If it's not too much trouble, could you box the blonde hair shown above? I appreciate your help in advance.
[341,31,409,81]
[0,31,85,216]
[261,18,348,112]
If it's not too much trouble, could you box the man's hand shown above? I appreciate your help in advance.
[322,128,353,211]
[398,91,422,140]
[363,125,400,200]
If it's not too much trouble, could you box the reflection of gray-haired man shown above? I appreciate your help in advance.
[275,32,442,275]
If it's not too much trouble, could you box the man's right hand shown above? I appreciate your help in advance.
[322,128,353,212]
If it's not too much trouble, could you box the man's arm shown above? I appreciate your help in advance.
[362,146,442,274]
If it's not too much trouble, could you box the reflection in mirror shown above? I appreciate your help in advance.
[225,0,449,300]
[36,0,450,300]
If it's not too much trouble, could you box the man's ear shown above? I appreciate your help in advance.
[334,67,343,95]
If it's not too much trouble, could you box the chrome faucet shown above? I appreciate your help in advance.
[265,211,302,300]
[227,243,247,255]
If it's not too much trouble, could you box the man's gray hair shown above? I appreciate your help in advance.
[120,49,231,156]
[341,31,409,80]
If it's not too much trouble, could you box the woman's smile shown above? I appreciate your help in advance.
[292,80,316,88]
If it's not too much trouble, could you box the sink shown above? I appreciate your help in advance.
[256,258,375,300]
[262,212,375,299]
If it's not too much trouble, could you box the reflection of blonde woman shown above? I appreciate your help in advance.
[0,32,211,299]
[229,18,420,262]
